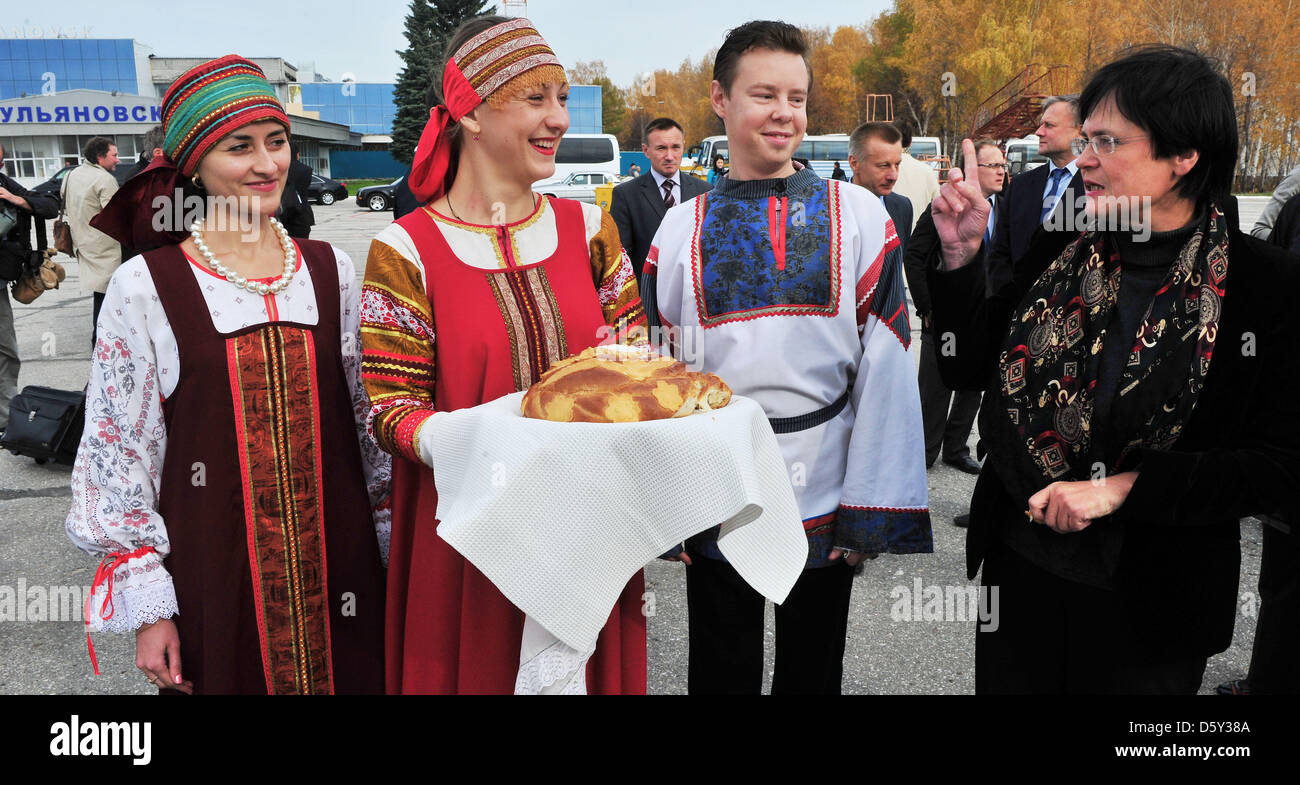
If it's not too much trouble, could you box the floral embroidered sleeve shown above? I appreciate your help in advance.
[335,246,393,565]
[587,208,647,343]
[65,268,177,633]
[360,233,438,465]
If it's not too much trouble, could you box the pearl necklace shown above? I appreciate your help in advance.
[189,217,297,296]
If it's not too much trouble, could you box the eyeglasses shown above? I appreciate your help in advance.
[1070,134,1148,157]
[977,163,1009,171]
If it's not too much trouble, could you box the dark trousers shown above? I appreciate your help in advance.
[918,327,981,465]
[1247,523,1300,693]
[975,536,1207,694]
[685,555,855,694]
[91,290,106,348]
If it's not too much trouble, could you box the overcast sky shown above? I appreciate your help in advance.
[12,0,891,86]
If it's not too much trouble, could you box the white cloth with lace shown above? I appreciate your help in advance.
[65,242,392,633]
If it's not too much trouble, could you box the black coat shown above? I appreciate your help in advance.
[0,172,58,245]
[904,195,1004,319]
[393,173,420,220]
[986,164,1084,295]
[609,171,710,278]
[1268,191,1300,254]
[279,159,315,237]
[926,220,1300,661]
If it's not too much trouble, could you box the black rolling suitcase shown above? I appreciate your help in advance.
[1,385,85,464]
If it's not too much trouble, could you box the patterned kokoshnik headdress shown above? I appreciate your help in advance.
[407,17,566,203]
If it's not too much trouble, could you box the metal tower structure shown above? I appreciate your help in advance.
[503,0,528,18]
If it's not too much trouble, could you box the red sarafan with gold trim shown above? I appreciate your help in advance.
[227,325,333,694]
[141,240,384,695]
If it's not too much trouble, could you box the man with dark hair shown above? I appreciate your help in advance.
[609,116,707,315]
[117,126,166,261]
[647,20,931,694]
[926,45,1299,694]
[0,140,59,434]
[62,136,120,343]
[120,125,165,184]
[894,119,940,231]
[985,95,1084,294]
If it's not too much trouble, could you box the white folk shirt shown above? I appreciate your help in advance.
[646,167,933,567]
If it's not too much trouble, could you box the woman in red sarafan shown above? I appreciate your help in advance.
[67,55,388,694]
[360,14,648,694]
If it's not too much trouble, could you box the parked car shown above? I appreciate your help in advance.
[31,164,78,202]
[308,174,348,205]
[357,176,403,212]
[533,171,621,203]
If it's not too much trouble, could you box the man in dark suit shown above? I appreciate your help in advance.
[611,117,708,336]
[118,126,165,262]
[986,95,1084,295]
[279,152,315,239]
[394,171,420,219]
[611,117,708,277]
[847,122,913,253]
[119,126,164,185]
[904,139,1007,478]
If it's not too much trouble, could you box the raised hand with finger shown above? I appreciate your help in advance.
[929,138,992,271]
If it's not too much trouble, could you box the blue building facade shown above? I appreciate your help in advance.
[568,85,601,134]
[0,39,143,99]
[298,82,396,135]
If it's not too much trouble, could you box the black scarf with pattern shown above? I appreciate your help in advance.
[993,206,1229,498]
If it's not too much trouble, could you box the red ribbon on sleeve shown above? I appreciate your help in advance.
[83,544,158,675]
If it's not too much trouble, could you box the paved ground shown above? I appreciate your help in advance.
[0,198,1269,694]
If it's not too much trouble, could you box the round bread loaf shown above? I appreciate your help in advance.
[521,345,732,422]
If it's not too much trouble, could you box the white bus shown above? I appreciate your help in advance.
[687,134,853,180]
[1004,135,1049,176]
[907,137,943,159]
[534,133,620,186]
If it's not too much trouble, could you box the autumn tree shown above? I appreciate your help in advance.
[623,53,721,150]
[856,4,932,132]
[804,25,873,133]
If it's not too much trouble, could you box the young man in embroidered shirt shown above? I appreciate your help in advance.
[644,20,932,694]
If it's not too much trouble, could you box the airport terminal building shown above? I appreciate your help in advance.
[0,37,603,187]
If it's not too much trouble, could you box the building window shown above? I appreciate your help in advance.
[1,135,63,179]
